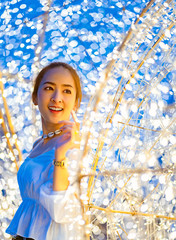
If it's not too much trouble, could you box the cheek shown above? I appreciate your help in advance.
[69,95,77,108]
[65,93,76,104]
[37,90,46,103]
[66,101,75,111]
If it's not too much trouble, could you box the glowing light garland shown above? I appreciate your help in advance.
[0,0,176,239]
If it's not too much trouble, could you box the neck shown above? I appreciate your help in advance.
[41,119,61,136]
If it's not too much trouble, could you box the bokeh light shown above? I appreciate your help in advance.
[0,0,176,239]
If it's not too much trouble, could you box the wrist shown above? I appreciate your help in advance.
[53,157,68,168]
[55,146,67,158]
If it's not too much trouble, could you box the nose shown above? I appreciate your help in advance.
[51,90,62,103]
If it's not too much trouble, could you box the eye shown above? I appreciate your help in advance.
[44,86,53,91]
[63,89,71,94]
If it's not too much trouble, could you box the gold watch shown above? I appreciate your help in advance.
[53,157,67,168]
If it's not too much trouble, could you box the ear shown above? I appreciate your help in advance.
[32,94,38,106]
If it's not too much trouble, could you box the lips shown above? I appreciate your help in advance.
[48,106,63,112]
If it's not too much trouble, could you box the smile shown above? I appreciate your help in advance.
[48,106,63,112]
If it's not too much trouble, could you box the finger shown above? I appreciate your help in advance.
[57,120,74,127]
[59,122,79,142]
[61,127,78,138]
[59,127,72,134]
[61,125,79,138]
[71,110,79,124]
[58,130,71,140]
[60,125,74,131]
[71,111,80,132]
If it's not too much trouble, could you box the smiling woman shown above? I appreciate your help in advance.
[6,62,84,240]
[32,62,82,110]
[34,67,78,127]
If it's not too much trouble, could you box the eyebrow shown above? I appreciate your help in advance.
[43,82,73,88]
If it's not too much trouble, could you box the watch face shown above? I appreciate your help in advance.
[60,161,65,167]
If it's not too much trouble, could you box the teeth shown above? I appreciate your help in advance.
[49,107,63,111]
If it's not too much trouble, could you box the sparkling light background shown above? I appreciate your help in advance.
[0,0,176,239]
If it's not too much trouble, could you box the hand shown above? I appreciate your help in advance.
[55,111,80,157]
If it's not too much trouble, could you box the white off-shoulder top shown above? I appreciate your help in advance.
[6,148,83,240]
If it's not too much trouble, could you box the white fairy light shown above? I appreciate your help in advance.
[0,0,176,239]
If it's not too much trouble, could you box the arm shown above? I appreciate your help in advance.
[53,147,69,191]
[39,111,81,222]
[53,111,80,191]
[39,146,81,223]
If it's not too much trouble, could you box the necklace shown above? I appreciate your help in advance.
[42,129,62,139]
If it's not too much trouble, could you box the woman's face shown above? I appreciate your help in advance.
[35,66,77,128]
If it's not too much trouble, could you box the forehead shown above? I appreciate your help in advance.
[41,66,76,87]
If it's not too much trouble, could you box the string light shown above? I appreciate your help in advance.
[0,0,176,240]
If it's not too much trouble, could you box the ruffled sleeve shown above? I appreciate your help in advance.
[39,148,82,224]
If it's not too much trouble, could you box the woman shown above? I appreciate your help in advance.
[6,62,83,240]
